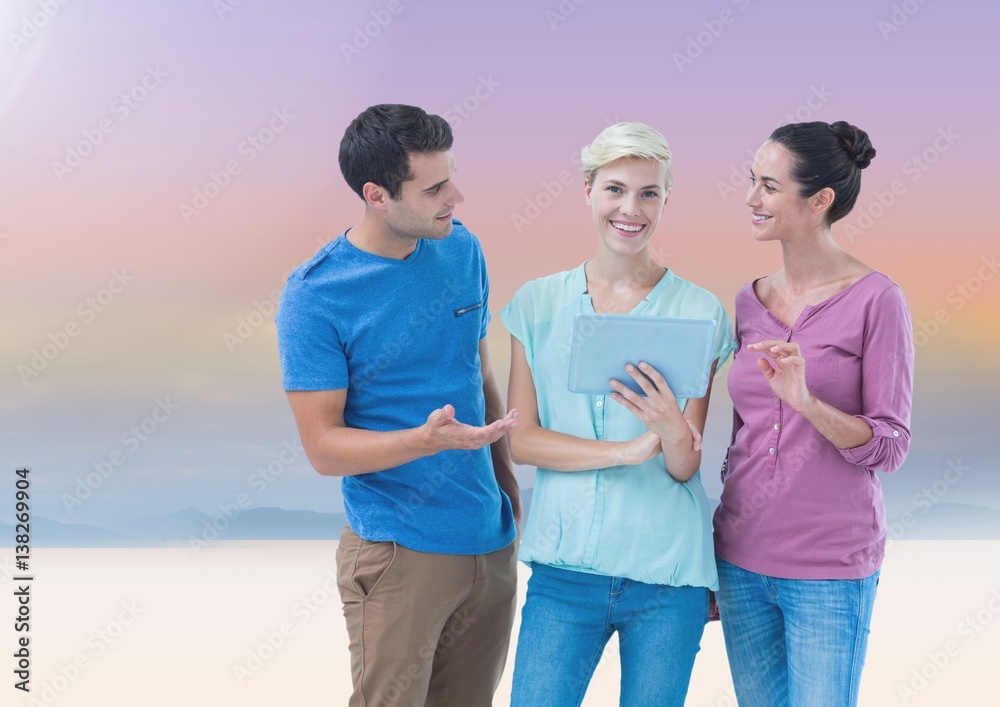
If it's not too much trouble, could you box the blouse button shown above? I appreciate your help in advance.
[773,423,780,430]
[773,396,779,404]
[595,400,603,407]
[892,429,899,437]
[768,447,775,455]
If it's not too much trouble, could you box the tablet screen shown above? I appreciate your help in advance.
[567,313,717,399]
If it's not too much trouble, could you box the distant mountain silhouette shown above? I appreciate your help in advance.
[0,516,145,548]
[105,508,216,543]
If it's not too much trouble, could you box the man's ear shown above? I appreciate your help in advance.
[363,182,390,210]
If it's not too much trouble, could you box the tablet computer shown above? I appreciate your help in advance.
[567,313,718,399]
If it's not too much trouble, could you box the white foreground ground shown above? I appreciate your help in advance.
[2,540,997,706]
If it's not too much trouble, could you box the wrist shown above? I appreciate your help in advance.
[607,440,632,467]
[657,414,691,445]
[410,425,438,455]
[658,427,690,447]
[790,391,819,417]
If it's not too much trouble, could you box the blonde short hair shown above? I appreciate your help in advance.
[581,122,673,192]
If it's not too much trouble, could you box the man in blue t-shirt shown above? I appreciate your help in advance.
[276,104,519,707]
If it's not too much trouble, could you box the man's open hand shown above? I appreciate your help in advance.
[421,404,518,452]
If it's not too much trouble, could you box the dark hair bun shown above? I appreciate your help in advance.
[829,121,876,169]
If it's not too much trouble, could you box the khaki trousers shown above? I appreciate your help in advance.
[336,526,518,707]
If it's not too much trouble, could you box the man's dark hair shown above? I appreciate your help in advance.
[339,104,453,201]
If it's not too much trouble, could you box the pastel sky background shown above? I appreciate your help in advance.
[1,0,997,527]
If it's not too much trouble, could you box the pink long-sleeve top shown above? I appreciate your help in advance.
[713,271,914,579]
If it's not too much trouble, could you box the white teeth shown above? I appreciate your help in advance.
[612,221,643,232]
[752,215,771,222]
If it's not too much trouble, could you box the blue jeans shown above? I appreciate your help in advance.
[715,558,880,707]
[510,563,707,707]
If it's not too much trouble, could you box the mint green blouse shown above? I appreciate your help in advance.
[499,263,735,588]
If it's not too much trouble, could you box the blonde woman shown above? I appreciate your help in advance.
[501,123,735,706]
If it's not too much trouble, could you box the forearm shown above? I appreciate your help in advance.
[509,424,630,472]
[660,426,701,482]
[490,439,520,512]
[306,425,433,477]
[649,402,702,481]
[609,361,717,482]
[794,395,874,450]
[288,383,513,478]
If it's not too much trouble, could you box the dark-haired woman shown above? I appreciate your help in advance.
[713,121,914,707]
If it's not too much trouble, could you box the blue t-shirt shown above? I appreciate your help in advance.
[276,220,516,555]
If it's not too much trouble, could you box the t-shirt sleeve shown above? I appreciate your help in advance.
[275,276,349,391]
[498,284,534,361]
[838,283,914,473]
[478,244,492,340]
[712,301,737,371]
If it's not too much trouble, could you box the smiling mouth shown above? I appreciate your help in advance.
[611,221,645,235]
[436,212,453,221]
[751,214,772,224]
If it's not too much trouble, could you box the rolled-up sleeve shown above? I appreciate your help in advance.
[838,284,914,473]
